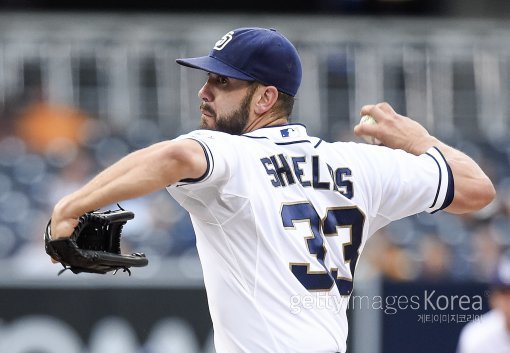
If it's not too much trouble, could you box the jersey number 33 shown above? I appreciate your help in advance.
[281,202,365,296]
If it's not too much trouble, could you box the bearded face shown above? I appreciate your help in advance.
[199,83,258,135]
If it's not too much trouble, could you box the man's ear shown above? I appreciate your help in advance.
[254,86,279,115]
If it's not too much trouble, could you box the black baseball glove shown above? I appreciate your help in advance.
[44,208,148,275]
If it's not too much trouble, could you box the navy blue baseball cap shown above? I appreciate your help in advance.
[176,27,302,97]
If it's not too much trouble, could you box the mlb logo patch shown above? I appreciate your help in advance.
[280,127,299,138]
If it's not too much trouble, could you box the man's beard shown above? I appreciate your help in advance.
[199,85,256,135]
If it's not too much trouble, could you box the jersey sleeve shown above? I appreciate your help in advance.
[171,130,237,188]
[424,147,455,213]
[349,143,454,222]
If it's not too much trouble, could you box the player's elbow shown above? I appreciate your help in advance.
[449,176,496,214]
[471,175,496,210]
[477,177,497,208]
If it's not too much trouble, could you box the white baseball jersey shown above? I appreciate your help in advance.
[457,310,510,353]
[167,123,453,353]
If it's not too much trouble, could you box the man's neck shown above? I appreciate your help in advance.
[243,114,288,133]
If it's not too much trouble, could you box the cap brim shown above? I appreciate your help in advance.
[176,56,254,81]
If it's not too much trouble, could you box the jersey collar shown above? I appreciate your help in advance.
[242,123,310,143]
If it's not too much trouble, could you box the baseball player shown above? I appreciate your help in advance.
[457,257,510,353]
[49,27,495,352]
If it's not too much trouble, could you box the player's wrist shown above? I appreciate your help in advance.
[407,136,442,156]
[53,193,88,220]
[52,197,74,221]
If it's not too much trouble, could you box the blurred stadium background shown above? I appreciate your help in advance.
[0,1,509,352]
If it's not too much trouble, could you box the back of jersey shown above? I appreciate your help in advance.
[168,124,452,353]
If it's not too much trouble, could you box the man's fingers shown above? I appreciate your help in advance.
[354,121,378,137]
[360,104,375,117]
[50,218,79,241]
[375,102,396,115]
[360,105,386,123]
[360,102,397,123]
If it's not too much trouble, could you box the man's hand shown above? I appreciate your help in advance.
[48,219,77,263]
[45,208,148,275]
[49,218,78,241]
[354,102,438,155]
[48,203,79,262]
[354,101,495,214]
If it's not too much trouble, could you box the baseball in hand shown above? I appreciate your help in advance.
[359,115,381,145]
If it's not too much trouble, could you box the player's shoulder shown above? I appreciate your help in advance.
[181,129,238,141]
[319,140,390,159]
[321,139,374,150]
[177,129,245,149]
[177,129,255,167]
